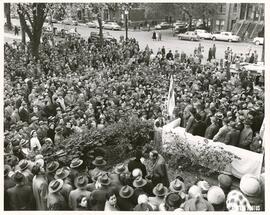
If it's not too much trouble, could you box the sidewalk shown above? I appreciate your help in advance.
[4,32,29,43]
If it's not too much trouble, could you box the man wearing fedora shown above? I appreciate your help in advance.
[46,161,60,183]
[69,175,91,210]
[148,183,168,211]
[89,172,113,210]
[133,176,153,199]
[6,171,35,210]
[47,179,67,210]
[32,164,48,210]
[88,156,107,182]
[18,159,34,185]
[69,158,84,186]
[109,163,127,192]
[54,167,73,206]
[117,185,136,211]
[4,165,16,210]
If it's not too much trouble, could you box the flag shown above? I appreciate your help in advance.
[167,75,175,117]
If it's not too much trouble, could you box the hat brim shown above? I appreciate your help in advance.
[133,179,147,188]
[119,189,134,199]
[54,170,70,180]
[92,160,107,167]
[115,166,128,174]
[49,180,64,193]
[153,187,168,197]
[70,160,83,168]
[169,183,185,193]
[46,163,60,173]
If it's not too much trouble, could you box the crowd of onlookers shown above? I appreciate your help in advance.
[4,33,264,211]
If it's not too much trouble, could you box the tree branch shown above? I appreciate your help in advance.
[17,4,33,40]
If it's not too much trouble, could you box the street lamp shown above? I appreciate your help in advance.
[125,9,129,40]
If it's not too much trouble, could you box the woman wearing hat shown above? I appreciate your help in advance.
[69,175,91,210]
[118,185,136,211]
[47,179,68,210]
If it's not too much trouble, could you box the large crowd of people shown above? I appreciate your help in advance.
[4,30,265,211]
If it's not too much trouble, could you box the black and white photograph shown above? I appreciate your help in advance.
[2,1,267,212]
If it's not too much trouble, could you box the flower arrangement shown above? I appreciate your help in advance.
[162,131,241,175]
[41,118,154,166]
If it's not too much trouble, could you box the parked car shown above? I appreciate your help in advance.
[211,31,240,42]
[178,31,200,41]
[155,22,171,30]
[253,37,264,45]
[90,32,116,42]
[194,29,212,39]
[173,24,188,36]
[86,21,97,28]
[61,18,78,26]
[103,22,121,30]
[66,28,80,37]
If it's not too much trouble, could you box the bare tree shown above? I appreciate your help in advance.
[4,3,12,30]
[17,3,48,59]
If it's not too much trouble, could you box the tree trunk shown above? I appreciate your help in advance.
[18,11,26,44]
[4,3,12,30]
[188,15,192,30]
[31,36,40,60]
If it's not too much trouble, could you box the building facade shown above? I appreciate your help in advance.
[213,3,264,40]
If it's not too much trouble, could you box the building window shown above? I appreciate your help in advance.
[240,3,246,20]
[219,4,226,14]
[216,19,225,31]
[233,3,238,13]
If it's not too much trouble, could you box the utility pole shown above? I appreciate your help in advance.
[125,9,128,40]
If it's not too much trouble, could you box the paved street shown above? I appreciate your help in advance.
[6,18,263,62]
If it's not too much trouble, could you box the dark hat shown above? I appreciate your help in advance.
[114,163,128,174]
[184,196,214,211]
[153,183,168,197]
[75,175,89,188]
[46,161,60,173]
[98,173,111,186]
[55,126,63,133]
[4,164,11,177]
[134,203,153,211]
[133,176,147,188]
[92,156,106,166]
[218,174,232,189]
[170,178,185,193]
[54,167,70,180]
[119,185,134,199]
[165,193,183,209]
[70,158,83,168]
[18,159,29,171]
[49,179,64,193]
[12,171,26,184]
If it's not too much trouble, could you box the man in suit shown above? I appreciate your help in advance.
[238,120,253,150]
[192,113,207,137]
[6,171,35,210]
[89,173,113,210]
[4,165,16,210]
[224,121,240,146]
[204,116,220,140]
[47,179,67,210]
[149,150,169,187]
[68,175,91,210]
